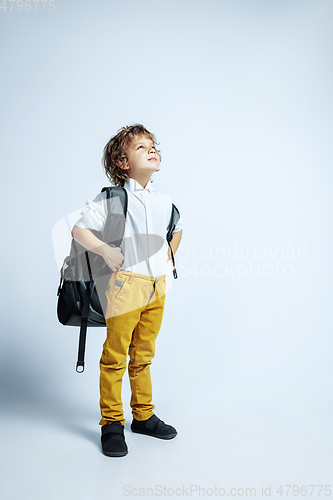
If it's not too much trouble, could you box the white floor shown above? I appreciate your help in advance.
[1,387,332,500]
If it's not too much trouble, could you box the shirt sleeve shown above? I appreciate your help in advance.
[173,210,183,233]
[72,191,108,232]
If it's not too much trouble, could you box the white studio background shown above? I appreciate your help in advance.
[1,0,333,499]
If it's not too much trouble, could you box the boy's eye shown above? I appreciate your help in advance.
[137,144,155,150]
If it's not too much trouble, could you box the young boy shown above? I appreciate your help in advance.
[71,124,183,457]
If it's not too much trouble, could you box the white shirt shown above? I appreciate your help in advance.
[73,178,183,280]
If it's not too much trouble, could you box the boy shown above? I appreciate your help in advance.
[71,124,183,457]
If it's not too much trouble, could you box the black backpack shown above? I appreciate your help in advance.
[57,186,180,372]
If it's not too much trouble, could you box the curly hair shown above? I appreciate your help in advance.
[102,124,162,187]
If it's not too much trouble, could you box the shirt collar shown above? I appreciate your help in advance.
[124,177,154,193]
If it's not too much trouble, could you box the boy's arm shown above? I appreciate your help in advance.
[71,225,106,255]
[167,229,183,263]
[71,225,124,273]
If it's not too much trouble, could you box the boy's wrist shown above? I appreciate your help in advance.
[96,242,108,258]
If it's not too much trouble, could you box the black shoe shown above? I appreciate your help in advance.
[101,422,128,457]
[131,414,177,440]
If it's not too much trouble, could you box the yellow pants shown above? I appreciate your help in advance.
[99,270,167,426]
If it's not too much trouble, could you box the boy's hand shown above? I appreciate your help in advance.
[100,245,124,273]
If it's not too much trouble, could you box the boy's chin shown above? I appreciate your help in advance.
[146,167,159,176]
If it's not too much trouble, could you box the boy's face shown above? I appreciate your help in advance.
[122,134,160,179]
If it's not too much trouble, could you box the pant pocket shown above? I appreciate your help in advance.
[105,275,127,303]
[156,278,167,298]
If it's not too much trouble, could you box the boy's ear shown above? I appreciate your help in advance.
[117,159,127,170]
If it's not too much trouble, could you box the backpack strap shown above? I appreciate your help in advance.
[166,203,180,279]
[101,185,128,222]
[76,251,93,373]
[76,186,127,373]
